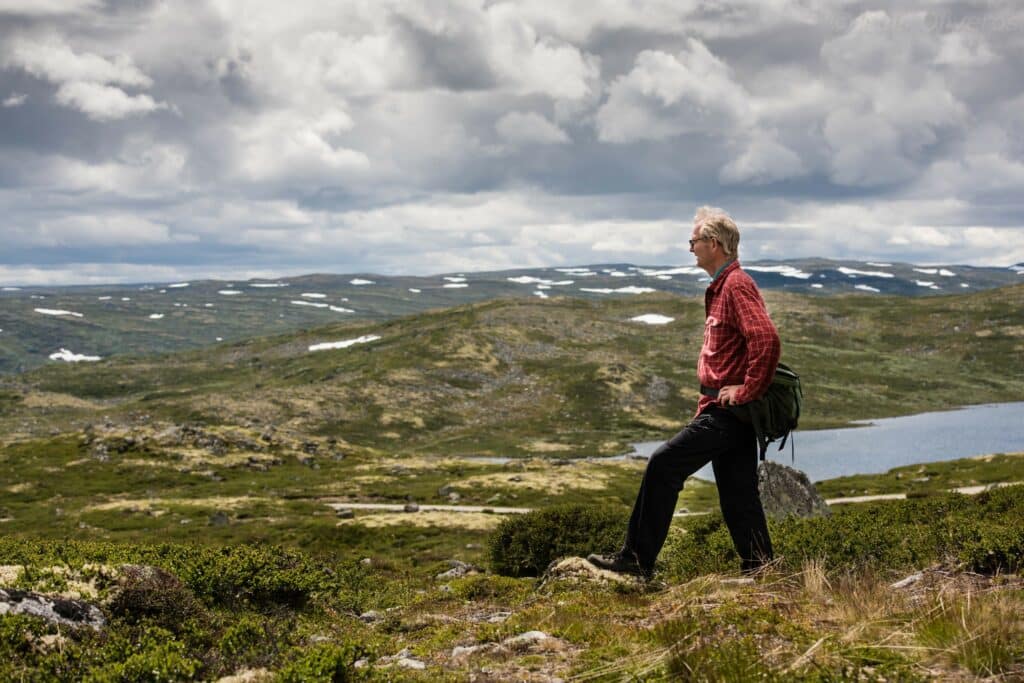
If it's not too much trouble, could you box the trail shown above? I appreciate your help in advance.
[322,481,1024,516]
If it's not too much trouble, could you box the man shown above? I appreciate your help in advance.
[589,207,780,578]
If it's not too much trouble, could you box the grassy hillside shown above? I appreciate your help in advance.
[4,284,1023,458]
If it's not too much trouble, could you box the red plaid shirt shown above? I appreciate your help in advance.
[696,261,781,415]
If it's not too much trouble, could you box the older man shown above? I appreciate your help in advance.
[589,207,780,578]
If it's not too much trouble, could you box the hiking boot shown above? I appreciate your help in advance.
[586,552,651,579]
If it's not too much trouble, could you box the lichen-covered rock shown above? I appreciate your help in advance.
[0,587,105,629]
[758,460,831,519]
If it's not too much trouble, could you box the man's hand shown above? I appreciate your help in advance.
[717,384,743,406]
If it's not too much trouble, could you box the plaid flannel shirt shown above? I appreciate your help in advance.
[696,260,781,416]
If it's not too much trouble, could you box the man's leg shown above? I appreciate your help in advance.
[710,412,773,573]
[621,411,729,571]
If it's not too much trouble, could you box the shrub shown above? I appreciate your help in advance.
[488,503,629,577]
[108,565,207,633]
[662,487,1024,579]
[277,642,371,683]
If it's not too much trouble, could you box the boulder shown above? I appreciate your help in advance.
[0,588,105,629]
[757,460,830,519]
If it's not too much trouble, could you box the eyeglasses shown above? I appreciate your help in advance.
[689,237,710,248]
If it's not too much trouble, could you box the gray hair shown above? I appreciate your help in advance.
[693,206,739,258]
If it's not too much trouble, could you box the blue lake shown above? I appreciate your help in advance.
[629,402,1024,483]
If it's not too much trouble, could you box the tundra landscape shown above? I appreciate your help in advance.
[1,275,1023,680]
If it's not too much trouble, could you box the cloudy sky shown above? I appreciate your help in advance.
[1,1,1023,285]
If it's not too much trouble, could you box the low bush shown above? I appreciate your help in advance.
[488,503,629,577]
[663,486,1024,579]
[277,641,372,682]
[0,538,342,608]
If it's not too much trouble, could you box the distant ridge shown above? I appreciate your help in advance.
[1,259,1021,375]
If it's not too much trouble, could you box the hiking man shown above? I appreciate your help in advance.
[589,207,780,578]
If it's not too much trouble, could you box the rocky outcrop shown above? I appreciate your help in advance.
[758,460,831,519]
[0,587,105,629]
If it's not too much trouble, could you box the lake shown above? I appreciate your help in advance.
[629,401,1024,483]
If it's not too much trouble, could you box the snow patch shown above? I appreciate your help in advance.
[534,290,548,299]
[2,287,21,291]
[218,290,242,295]
[168,282,189,288]
[49,348,100,362]
[580,286,656,295]
[250,283,288,288]
[350,279,375,285]
[34,308,83,317]
[309,335,381,352]
[631,314,674,325]
[98,296,111,300]
[443,283,469,288]
[292,300,328,308]
[854,284,880,293]
[329,306,354,313]
[149,314,164,319]
[301,293,327,299]
[444,276,467,283]
[507,276,573,286]
[866,262,892,267]
[746,265,812,279]
[913,267,938,275]
[810,284,824,289]
[408,288,421,293]
[939,269,955,277]
[838,267,894,278]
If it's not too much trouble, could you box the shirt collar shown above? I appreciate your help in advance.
[709,259,738,286]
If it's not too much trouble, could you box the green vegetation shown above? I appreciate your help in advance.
[488,503,629,577]
[1,284,1023,678]
[662,486,1024,580]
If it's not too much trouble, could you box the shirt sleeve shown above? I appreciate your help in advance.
[730,280,781,404]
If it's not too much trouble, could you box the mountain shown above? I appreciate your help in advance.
[1,258,1021,374]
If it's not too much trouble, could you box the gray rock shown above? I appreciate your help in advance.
[435,560,480,580]
[0,588,105,629]
[359,610,383,623]
[438,484,454,496]
[758,461,830,519]
[335,509,355,519]
[209,511,230,526]
[403,502,420,513]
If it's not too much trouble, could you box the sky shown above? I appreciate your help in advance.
[1,0,1023,286]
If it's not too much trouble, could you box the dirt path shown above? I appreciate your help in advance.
[322,481,1024,516]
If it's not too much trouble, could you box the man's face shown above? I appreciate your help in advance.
[690,223,714,272]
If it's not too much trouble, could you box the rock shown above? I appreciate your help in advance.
[359,610,383,623]
[465,543,482,550]
[545,557,634,584]
[435,560,481,580]
[486,611,512,623]
[0,588,105,629]
[397,658,426,670]
[447,492,461,503]
[214,668,273,683]
[503,630,549,648]
[438,484,454,496]
[891,572,924,589]
[403,502,420,513]
[301,441,319,454]
[209,511,230,526]
[757,461,831,519]
[335,509,355,519]
[451,644,483,658]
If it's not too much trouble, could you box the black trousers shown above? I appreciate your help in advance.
[623,406,773,573]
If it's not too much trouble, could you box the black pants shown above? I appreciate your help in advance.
[623,406,773,573]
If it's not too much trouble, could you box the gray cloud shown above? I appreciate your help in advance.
[0,1,1022,285]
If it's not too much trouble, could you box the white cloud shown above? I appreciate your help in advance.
[496,111,570,145]
[5,35,152,87]
[29,215,186,248]
[596,41,752,143]
[55,81,165,120]
[720,132,805,185]
[2,92,27,107]
[0,0,100,15]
